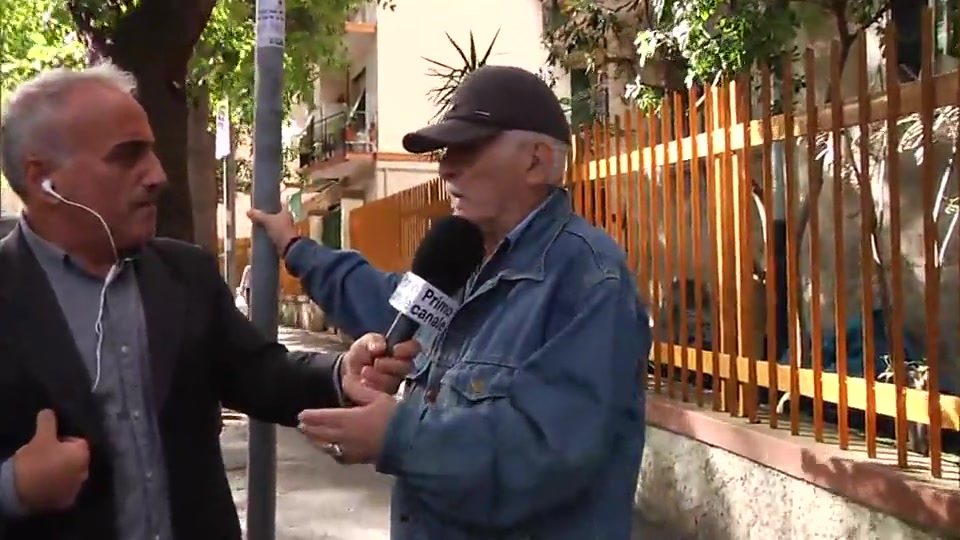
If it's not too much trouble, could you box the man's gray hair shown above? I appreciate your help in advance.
[0,62,137,195]
[505,130,570,185]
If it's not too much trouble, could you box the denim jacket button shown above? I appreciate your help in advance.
[425,389,438,403]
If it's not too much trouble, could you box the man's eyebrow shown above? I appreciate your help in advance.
[111,138,153,148]
[103,139,153,160]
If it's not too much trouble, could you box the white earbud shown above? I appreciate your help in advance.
[40,176,122,394]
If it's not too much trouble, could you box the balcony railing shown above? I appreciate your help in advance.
[298,110,376,169]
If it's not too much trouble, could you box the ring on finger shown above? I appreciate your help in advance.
[321,442,346,463]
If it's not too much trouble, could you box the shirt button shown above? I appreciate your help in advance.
[132,410,141,420]
[120,345,129,354]
[145,471,153,480]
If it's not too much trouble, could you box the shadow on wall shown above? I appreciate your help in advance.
[798,451,953,537]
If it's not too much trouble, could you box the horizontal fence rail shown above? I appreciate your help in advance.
[350,12,960,485]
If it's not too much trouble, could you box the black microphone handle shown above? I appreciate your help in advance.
[384,314,421,356]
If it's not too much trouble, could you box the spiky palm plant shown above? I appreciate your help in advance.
[422,28,501,121]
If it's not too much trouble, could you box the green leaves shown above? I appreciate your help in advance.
[423,28,501,121]
[0,0,86,95]
[195,0,366,129]
[542,0,890,113]
[1,0,379,133]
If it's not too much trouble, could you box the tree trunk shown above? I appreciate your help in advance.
[130,69,195,242]
[188,86,218,253]
[75,0,218,243]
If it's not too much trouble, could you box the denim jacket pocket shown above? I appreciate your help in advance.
[443,362,516,405]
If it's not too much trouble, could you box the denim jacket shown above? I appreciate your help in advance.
[286,189,651,540]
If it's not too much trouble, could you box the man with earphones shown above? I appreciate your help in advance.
[0,64,418,540]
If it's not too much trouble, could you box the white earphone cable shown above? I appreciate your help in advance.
[42,180,120,393]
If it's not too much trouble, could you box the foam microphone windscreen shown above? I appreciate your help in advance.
[410,215,485,296]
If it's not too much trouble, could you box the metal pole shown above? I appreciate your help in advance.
[248,0,284,538]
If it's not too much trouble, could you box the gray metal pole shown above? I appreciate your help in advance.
[248,1,284,538]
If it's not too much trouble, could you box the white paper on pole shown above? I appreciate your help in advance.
[215,104,230,159]
[389,273,458,334]
[256,0,285,49]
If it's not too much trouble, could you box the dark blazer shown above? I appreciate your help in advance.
[0,228,341,540]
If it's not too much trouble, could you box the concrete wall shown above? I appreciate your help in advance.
[638,425,949,539]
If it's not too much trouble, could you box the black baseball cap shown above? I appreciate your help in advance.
[402,65,571,154]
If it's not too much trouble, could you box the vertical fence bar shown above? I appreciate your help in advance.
[648,109,663,394]
[624,111,639,276]
[920,7,943,477]
[782,52,801,436]
[593,122,605,229]
[956,36,960,464]
[829,39,851,450]
[855,33,879,458]
[636,110,651,307]
[661,95,677,399]
[737,76,758,421]
[705,86,723,411]
[719,82,739,415]
[603,116,615,236]
[760,63,779,428]
[584,129,596,225]
[804,47,826,443]
[689,87,706,406]
[633,112,649,293]
[577,130,590,217]
[614,115,627,249]
[674,93,691,402]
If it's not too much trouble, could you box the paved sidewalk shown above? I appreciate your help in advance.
[224,327,686,539]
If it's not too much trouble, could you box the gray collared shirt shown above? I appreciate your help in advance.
[0,221,173,540]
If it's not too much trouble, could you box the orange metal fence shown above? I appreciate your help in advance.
[350,14,960,482]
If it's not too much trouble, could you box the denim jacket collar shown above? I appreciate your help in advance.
[493,188,572,283]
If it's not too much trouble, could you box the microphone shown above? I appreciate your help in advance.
[385,215,485,353]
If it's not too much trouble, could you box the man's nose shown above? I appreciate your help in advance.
[144,153,168,189]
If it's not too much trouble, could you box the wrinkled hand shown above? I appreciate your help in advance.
[246,207,298,257]
[299,383,398,464]
[339,333,419,400]
[13,410,90,513]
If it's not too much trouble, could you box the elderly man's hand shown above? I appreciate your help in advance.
[246,207,298,258]
[339,333,419,400]
[299,384,397,465]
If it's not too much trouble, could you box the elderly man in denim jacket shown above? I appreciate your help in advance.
[249,65,651,540]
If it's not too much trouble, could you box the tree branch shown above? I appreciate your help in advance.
[107,0,217,80]
[67,0,119,59]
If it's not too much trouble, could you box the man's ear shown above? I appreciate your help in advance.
[23,156,59,201]
[23,158,47,192]
[526,142,554,185]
